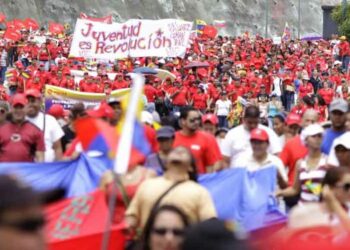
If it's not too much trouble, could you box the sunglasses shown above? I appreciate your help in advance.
[188,117,201,123]
[152,227,184,237]
[0,109,6,114]
[335,183,350,192]
[0,217,45,233]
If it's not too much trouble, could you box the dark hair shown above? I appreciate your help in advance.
[322,167,350,188]
[243,105,260,119]
[179,106,197,120]
[142,205,190,250]
[274,113,286,123]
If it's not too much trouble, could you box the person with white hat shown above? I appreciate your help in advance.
[327,132,350,167]
[276,124,328,203]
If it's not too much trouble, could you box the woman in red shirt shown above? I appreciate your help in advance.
[191,87,209,113]
[298,77,314,99]
[318,81,335,105]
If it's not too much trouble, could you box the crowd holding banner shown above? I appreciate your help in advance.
[1,11,350,250]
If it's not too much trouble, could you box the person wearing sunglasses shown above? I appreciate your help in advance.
[173,107,222,174]
[288,167,350,233]
[276,124,328,204]
[141,205,189,250]
[0,174,64,250]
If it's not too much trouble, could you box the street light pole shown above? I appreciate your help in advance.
[265,0,269,38]
[298,0,301,39]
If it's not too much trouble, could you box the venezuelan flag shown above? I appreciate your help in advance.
[282,22,291,41]
[196,19,207,35]
[114,74,151,174]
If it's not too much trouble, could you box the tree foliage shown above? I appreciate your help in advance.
[331,3,350,38]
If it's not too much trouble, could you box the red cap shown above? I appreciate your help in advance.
[87,102,114,119]
[48,104,66,119]
[11,94,28,106]
[250,128,269,142]
[25,88,42,98]
[202,113,218,125]
[286,113,301,126]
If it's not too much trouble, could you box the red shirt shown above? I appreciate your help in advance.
[290,105,307,117]
[170,87,188,106]
[318,88,334,105]
[80,82,99,93]
[26,79,43,92]
[298,83,313,98]
[144,84,158,102]
[174,130,222,174]
[112,80,128,90]
[192,93,208,109]
[0,121,45,162]
[279,135,308,186]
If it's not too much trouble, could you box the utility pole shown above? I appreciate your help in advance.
[342,0,347,21]
[265,0,269,38]
[298,0,301,39]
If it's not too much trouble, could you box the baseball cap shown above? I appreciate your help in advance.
[156,126,175,139]
[286,113,302,126]
[0,174,65,212]
[300,124,324,144]
[333,132,350,150]
[25,88,42,98]
[48,104,68,119]
[141,111,154,125]
[329,98,349,113]
[202,113,219,125]
[11,94,28,106]
[87,102,115,119]
[250,128,269,142]
[182,218,248,250]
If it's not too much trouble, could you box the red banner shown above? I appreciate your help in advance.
[25,18,39,30]
[80,12,113,24]
[46,190,125,250]
[4,29,22,41]
[13,19,26,30]
[48,22,65,35]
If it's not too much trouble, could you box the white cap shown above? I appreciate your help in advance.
[158,59,165,64]
[333,132,350,150]
[300,124,324,144]
[141,111,154,125]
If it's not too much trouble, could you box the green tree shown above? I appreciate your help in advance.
[331,3,350,38]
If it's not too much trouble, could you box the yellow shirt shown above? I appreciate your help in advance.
[125,176,217,228]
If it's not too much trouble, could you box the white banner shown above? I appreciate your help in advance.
[69,19,193,60]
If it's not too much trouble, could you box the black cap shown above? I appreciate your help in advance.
[156,126,175,139]
[0,175,65,212]
[182,219,249,250]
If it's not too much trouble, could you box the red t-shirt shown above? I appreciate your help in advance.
[144,85,158,102]
[192,93,208,109]
[0,121,45,162]
[318,88,334,105]
[174,130,222,174]
[170,87,188,106]
[298,83,313,98]
[279,135,308,186]
[112,80,128,90]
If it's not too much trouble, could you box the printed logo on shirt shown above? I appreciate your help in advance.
[191,144,201,150]
[10,133,21,142]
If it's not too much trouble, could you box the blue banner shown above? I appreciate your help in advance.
[0,156,286,231]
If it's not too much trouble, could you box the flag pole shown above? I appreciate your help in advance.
[100,73,145,250]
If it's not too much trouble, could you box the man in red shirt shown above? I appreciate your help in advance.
[0,94,44,162]
[318,81,335,105]
[112,73,128,89]
[339,36,350,71]
[169,81,188,112]
[173,107,222,173]
[144,78,158,104]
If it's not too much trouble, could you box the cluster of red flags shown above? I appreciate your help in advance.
[80,12,113,24]
[48,22,65,35]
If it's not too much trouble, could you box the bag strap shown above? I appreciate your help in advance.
[113,173,131,207]
[151,181,185,213]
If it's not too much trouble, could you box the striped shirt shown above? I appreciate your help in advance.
[0,50,7,67]
[299,154,328,203]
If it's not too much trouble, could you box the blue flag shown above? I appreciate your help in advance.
[0,154,112,197]
[199,166,286,231]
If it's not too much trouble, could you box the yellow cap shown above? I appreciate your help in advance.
[340,36,347,40]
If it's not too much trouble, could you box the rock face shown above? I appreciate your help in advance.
[0,0,341,37]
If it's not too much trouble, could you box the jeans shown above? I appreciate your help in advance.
[0,66,6,84]
[342,56,350,71]
[218,115,228,128]
[283,91,294,112]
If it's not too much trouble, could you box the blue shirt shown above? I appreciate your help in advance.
[321,128,345,155]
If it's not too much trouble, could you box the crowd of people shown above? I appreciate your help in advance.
[1,20,350,250]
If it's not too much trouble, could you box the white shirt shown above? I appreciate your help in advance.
[234,151,288,182]
[272,77,282,96]
[215,99,231,116]
[27,112,64,162]
[221,124,282,167]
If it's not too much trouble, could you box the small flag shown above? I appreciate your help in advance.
[282,22,291,41]
[0,13,6,23]
[196,19,207,35]
[202,25,218,39]
[213,20,227,28]
[24,18,39,30]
